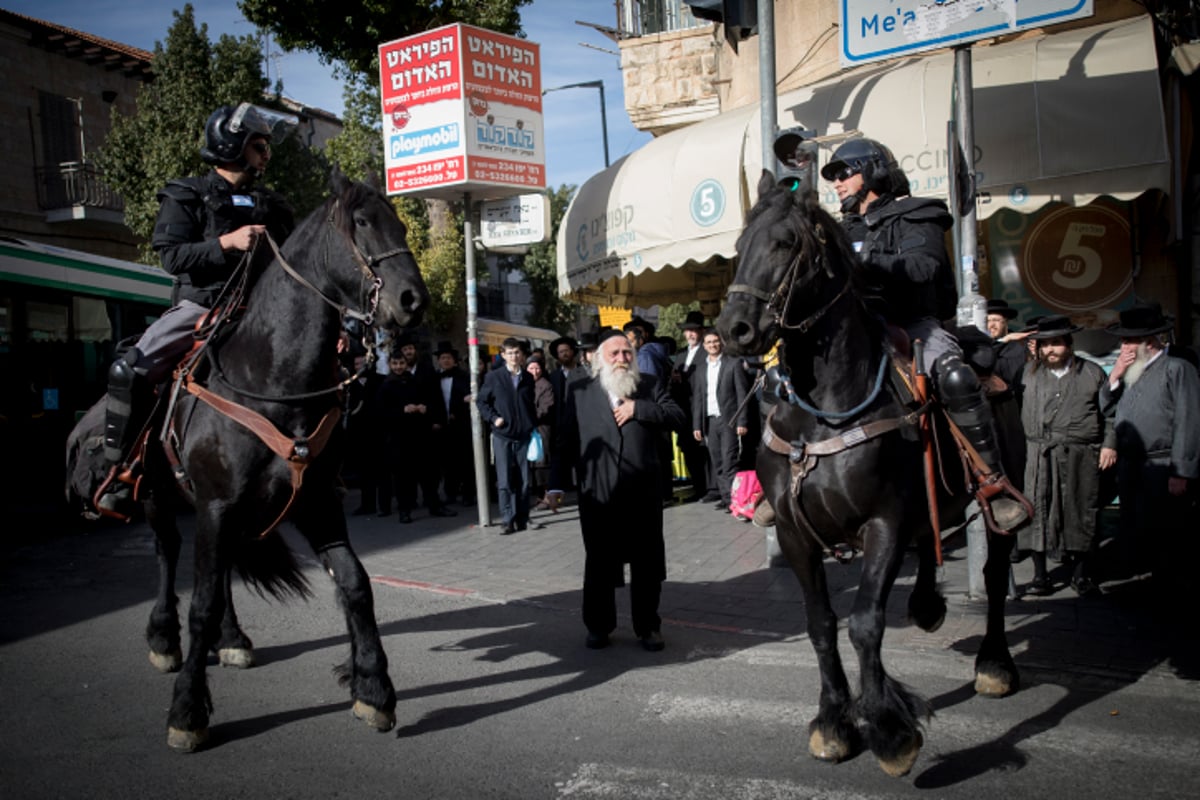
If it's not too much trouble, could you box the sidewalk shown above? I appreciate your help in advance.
[343,492,1200,686]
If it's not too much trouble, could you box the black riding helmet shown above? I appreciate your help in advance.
[821,138,909,213]
[200,103,297,168]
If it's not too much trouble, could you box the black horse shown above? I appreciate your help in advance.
[66,171,429,752]
[716,173,1017,777]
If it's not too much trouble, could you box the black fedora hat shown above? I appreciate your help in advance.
[548,336,577,357]
[622,315,655,338]
[1106,301,1174,338]
[1028,314,1083,340]
[577,330,600,351]
[680,310,706,331]
[433,340,458,357]
[985,299,1018,320]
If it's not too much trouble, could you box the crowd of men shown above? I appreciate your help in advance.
[987,300,1198,599]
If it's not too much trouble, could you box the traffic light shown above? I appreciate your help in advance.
[773,127,819,194]
[684,0,758,52]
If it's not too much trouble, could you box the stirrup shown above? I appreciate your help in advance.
[92,464,141,522]
[752,498,776,528]
[975,474,1032,534]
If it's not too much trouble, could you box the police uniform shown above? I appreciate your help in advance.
[131,170,293,382]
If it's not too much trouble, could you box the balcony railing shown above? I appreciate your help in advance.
[617,0,707,38]
[35,161,124,213]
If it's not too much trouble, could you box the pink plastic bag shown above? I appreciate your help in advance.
[729,470,763,520]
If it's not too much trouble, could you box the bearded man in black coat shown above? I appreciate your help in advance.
[564,329,687,652]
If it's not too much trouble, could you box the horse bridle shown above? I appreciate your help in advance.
[726,226,851,335]
[204,199,414,403]
[265,198,412,328]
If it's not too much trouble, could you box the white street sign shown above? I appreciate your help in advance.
[478,193,550,249]
[839,0,1093,66]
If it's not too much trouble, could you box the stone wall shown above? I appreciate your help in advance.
[620,24,721,134]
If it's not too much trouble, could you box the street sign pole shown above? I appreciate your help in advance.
[464,190,492,529]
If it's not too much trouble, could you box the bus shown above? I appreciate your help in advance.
[0,237,170,515]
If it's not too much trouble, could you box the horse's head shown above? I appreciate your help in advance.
[717,171,856,356]
[325,169,429,331]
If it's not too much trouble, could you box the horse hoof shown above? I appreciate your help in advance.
[352,700,396,732]
[218,647,255,669]
[166,726,208,753]
[974,670,1013,697]
[808,728,851,763]
[148,649,182,673]
[877,732,923,778]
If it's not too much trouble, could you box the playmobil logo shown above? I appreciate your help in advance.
[389,124,461,158]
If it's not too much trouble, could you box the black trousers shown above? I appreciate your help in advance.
[582,557,662,639]
[705,415,739,504]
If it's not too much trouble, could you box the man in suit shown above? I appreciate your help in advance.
[546,335,580,509]
[346,351,386,515]
[434,341,472,508]
[476,337,539,533]
[692,329,750,512]
[564,329,686,651]
[671,310,712,501]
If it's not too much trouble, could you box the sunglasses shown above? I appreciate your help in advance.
[250,140,271,156]
[830,165,859,182]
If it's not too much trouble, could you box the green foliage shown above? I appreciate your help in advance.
[324,70,383,181]
[519,184,579,333]
[238,0,531,74]
[97,3,329,262]
[655,301,702,347]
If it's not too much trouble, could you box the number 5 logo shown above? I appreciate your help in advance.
[690,180,725,227]
[1052,222,1105,290]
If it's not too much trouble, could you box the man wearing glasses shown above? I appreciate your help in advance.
[95,103,296,517]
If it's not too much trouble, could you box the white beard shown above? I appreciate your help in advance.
[1124,342,1152,386]
[594,356,640,399]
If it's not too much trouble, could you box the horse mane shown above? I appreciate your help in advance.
[748,181,882,332]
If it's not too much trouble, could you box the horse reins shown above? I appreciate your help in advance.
[165,201,412,535]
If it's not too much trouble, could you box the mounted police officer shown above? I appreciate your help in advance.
[821,137,1028,530]
[96,103,296,516]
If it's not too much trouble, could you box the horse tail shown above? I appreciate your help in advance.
[234,531,312,601]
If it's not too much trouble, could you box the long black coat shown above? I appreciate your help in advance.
[566,373,686,586]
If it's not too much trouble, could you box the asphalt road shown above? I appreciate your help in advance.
[2,521,1198,799]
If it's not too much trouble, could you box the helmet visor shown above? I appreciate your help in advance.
[229,103,298,144]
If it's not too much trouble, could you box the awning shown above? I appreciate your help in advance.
[762,14,1170,219]
[557,14,1169,305]
[473,317,563,349]
[556,103,756,307]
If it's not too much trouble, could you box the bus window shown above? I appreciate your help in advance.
[25,300,69,342]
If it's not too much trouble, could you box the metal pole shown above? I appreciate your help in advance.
[596,81,610,168]
[463,191,492,528]
[953,46,986,333]
[953,45,992,595]
[543,81,609,169]
[758,0,777,174]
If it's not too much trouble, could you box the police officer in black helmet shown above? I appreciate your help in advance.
[95,103,296,516]
[822,138,1028,531]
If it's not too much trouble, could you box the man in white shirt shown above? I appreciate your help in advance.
[691,330,750,511]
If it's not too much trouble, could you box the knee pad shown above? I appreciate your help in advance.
[934,353,982,406]
[107,348,141,395]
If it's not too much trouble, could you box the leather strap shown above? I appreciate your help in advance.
[185,378,341,536]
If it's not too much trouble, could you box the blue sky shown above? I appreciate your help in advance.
[6,0,649,190]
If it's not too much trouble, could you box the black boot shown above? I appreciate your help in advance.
[95,349,142,517]
[936,353,1030,532]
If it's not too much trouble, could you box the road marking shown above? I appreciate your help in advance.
[556,762,898,799]
[641,691,1200,763]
